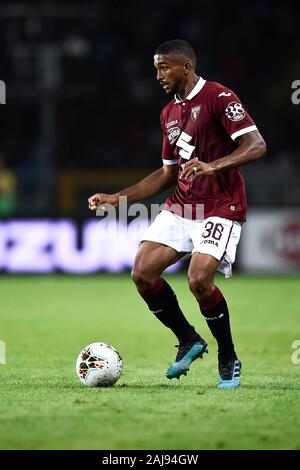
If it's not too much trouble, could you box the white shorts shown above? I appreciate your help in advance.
[140,210,242,278]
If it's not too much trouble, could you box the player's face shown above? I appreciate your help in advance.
[154,54,188,95]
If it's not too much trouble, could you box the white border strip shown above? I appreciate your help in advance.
[231,125,257,141]
[163,159,177,165]
[174,77,206,103]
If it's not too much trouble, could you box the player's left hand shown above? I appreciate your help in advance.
[180,158,216,182]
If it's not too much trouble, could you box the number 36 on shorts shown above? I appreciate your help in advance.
[194,217,241,264]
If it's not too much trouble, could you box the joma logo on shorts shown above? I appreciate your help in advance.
[200,239,219,247]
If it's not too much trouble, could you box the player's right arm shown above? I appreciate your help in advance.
[88,164,177,210]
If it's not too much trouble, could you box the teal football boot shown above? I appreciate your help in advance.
[218,358,242,388]
[166,338,208,380]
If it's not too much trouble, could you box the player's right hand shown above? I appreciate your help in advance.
[88,193,119,210]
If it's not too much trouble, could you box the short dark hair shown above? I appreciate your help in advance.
[155,39,196,64]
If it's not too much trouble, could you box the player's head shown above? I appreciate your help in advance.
[154,39,197,95]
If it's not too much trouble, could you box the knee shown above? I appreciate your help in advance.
[131,266,156,291]
[188,269,213,300]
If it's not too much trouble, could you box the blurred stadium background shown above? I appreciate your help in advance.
[0,0,299,276]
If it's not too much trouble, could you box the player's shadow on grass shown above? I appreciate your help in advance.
[45,381,215,392]
[7,378,299,392]
[114,383,215,392]
[242,381,300,391]
[115,380,300,392]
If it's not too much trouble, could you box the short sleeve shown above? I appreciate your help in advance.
[160,111,177,166]
[214,87,258,141]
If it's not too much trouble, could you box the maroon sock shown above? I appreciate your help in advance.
[199,286,236,360]
[138,277,199,343]
[139,277,164,301]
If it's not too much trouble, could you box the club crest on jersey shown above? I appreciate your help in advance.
[191,106,201,121]
[167,126,180,144]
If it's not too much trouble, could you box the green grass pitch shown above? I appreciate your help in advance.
[0,274,300,450]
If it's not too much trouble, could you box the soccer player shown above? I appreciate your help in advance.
[88,39,266,388]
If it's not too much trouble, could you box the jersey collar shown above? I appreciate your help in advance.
[174,77,206,103]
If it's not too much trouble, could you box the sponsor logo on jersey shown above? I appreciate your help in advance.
[225,102,245,121]
[167,126,180,144]
[191,105,201,121]
[166,119,178,129]
[218,91,231,97]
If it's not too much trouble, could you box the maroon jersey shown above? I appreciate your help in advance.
[161,78,258,221]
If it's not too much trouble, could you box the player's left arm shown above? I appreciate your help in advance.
[180,130,266,181]
[180,87,266,181]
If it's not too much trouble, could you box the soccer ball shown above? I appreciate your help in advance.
[76,342,123,387]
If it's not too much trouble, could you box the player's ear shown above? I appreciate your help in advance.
[184,61,193,74]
